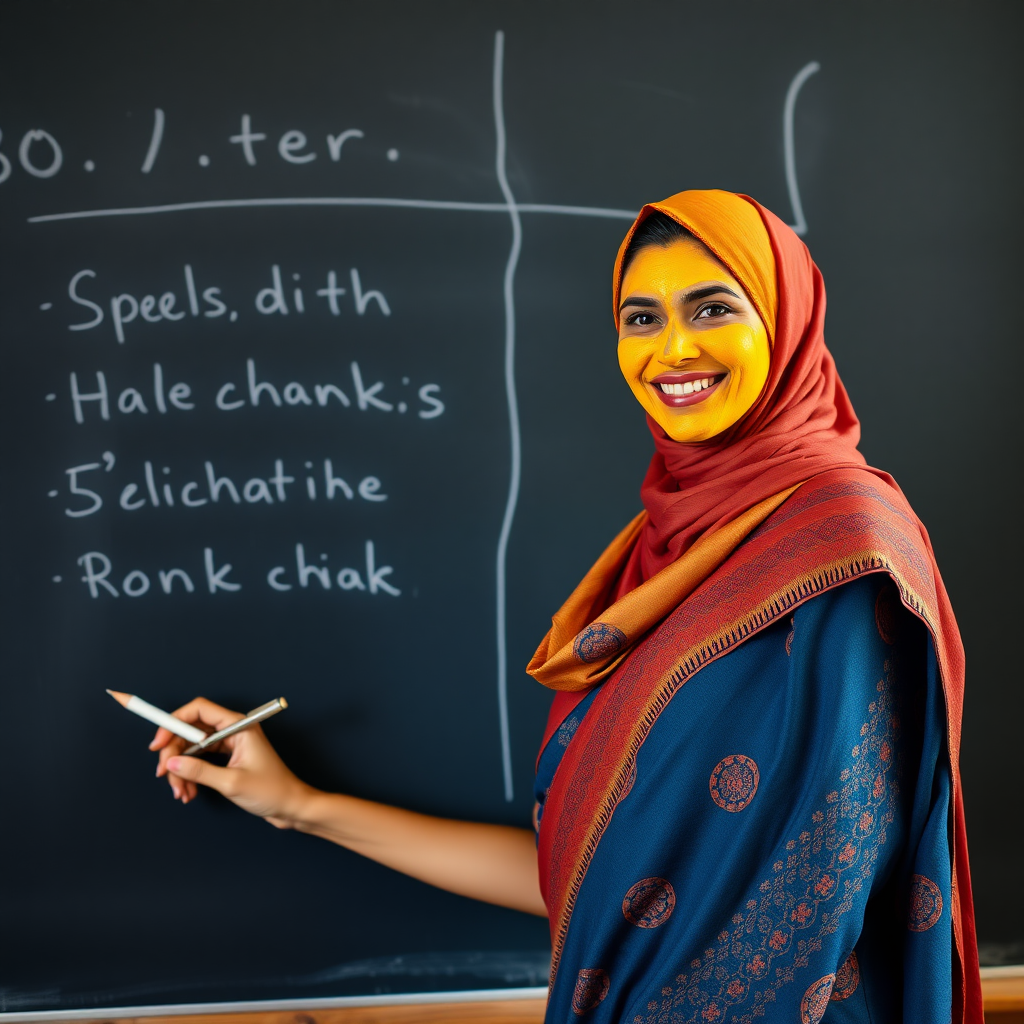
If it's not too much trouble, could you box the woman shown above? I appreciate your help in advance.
[152,190,982,1022]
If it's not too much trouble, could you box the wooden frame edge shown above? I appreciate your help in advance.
[4,969,1023,1022]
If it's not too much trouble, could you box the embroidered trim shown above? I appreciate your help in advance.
[831,951,860,1000]
[800,975,835,1024]
[622,877,677,929]
[572,968,610,1015]
[908,874,944,932]
[709,755,760,812]
[574,622,628,664]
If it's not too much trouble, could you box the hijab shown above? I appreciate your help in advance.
[613,189,876,593]
[528,190,890,693]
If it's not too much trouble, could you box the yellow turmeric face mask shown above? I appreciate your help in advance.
[617,239,770,443]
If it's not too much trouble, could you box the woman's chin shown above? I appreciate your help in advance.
[649,407,726,444]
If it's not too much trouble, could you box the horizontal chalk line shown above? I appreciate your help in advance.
[28,197,638,224]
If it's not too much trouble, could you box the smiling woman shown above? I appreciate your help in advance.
[527,189,984,1022]
[148,190,983,1024]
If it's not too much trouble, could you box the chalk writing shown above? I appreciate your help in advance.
[55,456,387,517]
[76,541,400,599]
[17,34,819,806]
[65,362,443,422]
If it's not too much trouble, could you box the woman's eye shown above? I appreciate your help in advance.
[696,302,731,320]
[625,311,659,327]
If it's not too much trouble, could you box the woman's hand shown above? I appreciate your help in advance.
[151,697,314,828]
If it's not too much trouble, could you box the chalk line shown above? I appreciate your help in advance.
[783,61,820,236]
[493,30,521,803]
[27,197,638,224]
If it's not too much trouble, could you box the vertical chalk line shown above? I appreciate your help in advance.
[141,108,165,174]
[493,29,522,803]
[783,62,820,236]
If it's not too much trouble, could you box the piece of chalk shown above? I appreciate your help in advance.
[106,689,207,744]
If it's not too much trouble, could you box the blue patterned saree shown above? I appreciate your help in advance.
[535,574,954,1023]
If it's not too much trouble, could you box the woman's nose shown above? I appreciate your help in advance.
[660,324,701,364]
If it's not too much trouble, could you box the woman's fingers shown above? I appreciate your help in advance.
[151,697,242,799]
[156,734,186,777]
[149,698,242,757]
[168,697,245,732]
[149,726,175,751]
[166,755,236,798]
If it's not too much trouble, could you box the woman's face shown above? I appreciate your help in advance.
[617,238,770,443]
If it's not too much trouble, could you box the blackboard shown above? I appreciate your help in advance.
[1,0,1021,1013]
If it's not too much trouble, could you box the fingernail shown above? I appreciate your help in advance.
[167,757,181,772]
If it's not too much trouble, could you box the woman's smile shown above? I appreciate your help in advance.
[650,370,729,407]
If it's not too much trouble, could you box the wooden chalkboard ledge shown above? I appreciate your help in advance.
[88,1001,550,1024]
[0,990,548,1024]
[5,970,1024,1023]
[983,965,1024,1020]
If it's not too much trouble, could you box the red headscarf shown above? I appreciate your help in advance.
[612,190,884,593]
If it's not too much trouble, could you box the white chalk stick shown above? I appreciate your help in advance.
[107,690,207,744]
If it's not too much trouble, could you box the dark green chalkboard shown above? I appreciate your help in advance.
[1,0,1021,1013]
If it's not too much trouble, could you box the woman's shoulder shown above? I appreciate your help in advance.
[742,468,941,626]
[753,468,920,548]
[793,570,921,638]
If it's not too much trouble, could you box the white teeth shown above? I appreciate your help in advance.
[658,377,720,395]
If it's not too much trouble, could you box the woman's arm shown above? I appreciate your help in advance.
[152,697,547,917]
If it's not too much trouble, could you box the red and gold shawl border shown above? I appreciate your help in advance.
[537,470,980,1022]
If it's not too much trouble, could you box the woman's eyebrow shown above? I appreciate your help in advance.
[681,284,743,303]
[618,295,661,313]
[619,284,742,314]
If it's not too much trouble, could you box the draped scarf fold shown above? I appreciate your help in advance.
[526,190,981,1022]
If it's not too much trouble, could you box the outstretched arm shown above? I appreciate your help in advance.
[152,697,546,917]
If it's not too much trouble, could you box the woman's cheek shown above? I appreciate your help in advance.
[713,328,770,417]
[709,325,756,367]
[617,341,651,399]
[732,327,771,394]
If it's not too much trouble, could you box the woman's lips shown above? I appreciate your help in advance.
[650,371,727,408]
